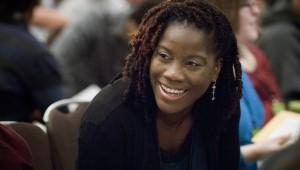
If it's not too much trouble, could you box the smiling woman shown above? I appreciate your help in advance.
[77,1,242,170]
[150,23,221,117]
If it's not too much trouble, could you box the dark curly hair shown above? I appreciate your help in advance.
[123,0,242,126]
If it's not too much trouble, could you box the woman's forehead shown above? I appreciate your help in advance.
[158,22,216,56]
[162,23,206,41]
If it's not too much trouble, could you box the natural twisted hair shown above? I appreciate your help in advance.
[123,0,242,125]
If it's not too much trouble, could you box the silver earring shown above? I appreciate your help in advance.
[211,81,216,101]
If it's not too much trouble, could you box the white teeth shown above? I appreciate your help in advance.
[160,84,186,95]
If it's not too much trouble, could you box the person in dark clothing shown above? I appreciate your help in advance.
[257,0,300,102]
[0,124,35,170]
[206,1,290,170]
[50,0,131,96]
[0,0,63,122]
[77,1,242,170]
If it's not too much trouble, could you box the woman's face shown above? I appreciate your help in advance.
[237,0,260,43]
[149,23,221,116]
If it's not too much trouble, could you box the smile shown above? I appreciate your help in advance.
[159,83,187,97]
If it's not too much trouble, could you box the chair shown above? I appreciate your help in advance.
[43,99,90,170]
[2,121,53,170]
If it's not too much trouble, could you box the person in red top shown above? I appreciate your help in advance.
[246,43,282,123]
[0,124,35,170]
[236,0,282,124]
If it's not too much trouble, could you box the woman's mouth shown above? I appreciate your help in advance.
[159,83,188,100]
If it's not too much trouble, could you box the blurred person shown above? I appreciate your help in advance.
[258,0,300,103]
[29,0,65,43]
[50,0,145,96]
[56,0,131,24]
[0,124,35,170]
[30,6,69,44]
[77,1,242,169]
[31,6,69,31]
[239,71,264,170]
[0,0,63,122]
[237,0,289,169]
[236,0,282,124]
[238,71,288,170]
[236,1,288,169]
[210,0,289,170]
[31,5,69,43]
[209,0,281,121]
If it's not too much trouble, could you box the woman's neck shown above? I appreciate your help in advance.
[156,109,192,129]
[156,112,192,153]
[238,43,257,73]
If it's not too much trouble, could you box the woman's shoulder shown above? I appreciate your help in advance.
[81,78,134,126]
[79,78,145,145]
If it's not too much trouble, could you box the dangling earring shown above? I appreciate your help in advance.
[211,81,216,101]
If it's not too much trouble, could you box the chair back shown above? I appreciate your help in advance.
[3,122,53,170]
[44,99,90,170]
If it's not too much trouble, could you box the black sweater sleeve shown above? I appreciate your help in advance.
[77,117,125,170]
[77,79,129,170]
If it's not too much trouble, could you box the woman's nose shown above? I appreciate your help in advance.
[163,62,184,81]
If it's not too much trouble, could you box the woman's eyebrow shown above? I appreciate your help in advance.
[189,55,205,59]
[156,45,172,54]
[157,45,168,50]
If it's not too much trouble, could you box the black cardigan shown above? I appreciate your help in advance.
[77,78,240,170]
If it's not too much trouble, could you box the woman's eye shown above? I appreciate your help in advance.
[158,52,170,60]
[186,60,201,67]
